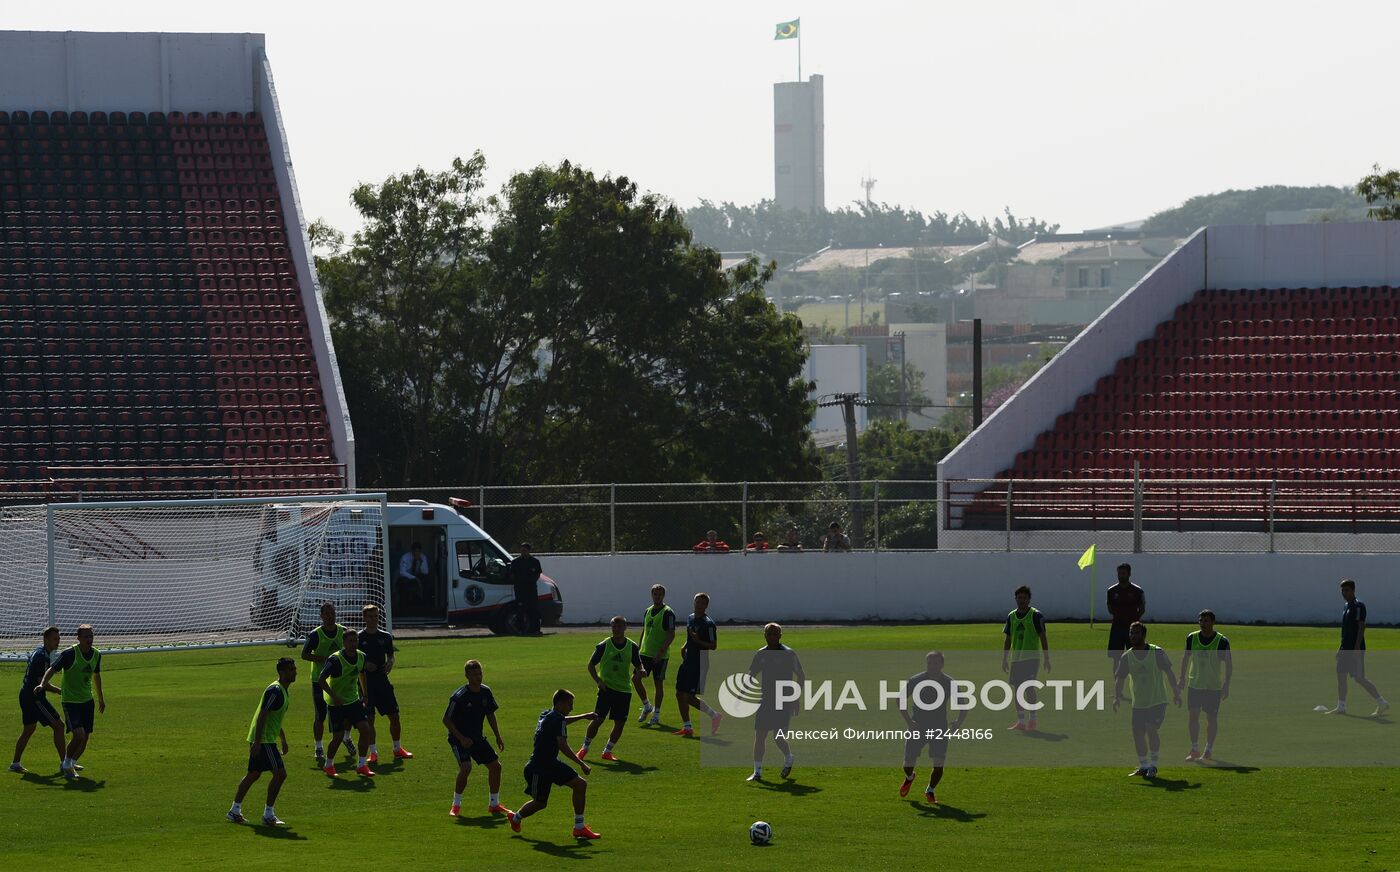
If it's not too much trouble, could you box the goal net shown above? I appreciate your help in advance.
[0,494,389,657]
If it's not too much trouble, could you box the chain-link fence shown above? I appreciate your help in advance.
[381,480,944,554]
[943,477,1400,553]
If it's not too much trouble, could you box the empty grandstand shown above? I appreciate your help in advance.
[0,32,352,497]
[940,223,1400,542]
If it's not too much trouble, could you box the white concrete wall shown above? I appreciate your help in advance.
[807,345,866,432]
[544,550,1398,627]
[938,230,1207,486]
[1206,221,1400,289]
[0,31,262,112]
[258,55,356,487]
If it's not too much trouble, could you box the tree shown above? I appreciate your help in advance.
[866,363,932,422]
[315,157,820,539]
[1140,185,1365,236]
[851,420,963,548]
[1357,164,1400,220]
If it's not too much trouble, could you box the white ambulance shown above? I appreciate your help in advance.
[250,498,562,635]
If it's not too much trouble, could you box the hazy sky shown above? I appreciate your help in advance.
[9,1,1396,237]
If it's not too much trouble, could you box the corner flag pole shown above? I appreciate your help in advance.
[797,25,802,81]
[1077,543,1097,628]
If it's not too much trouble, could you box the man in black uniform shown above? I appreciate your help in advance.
[746,623,804,782]
[509,543,543,635]
[444,659,510,818]
[359,604,411,764]
[1329,579,1389,717]
[899,651,967,804]
[9,626,65,773]
[508,689,599,839]
[1106,563,1146,667]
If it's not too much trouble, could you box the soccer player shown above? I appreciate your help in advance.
[10,626,65,773]
[746,623,804,782]
[1106,564,1146,669]
[301,602,346,763]
[636,584,676,726]
[318,628,376,777]
[40,623,104,780]
[1177,609,1232,761]
[674,592,721,737]
[1112,622,1181,778]
[578,616,643,761]
[228,657,297,827]
[443,659,511,817]
[1328,579,1390,717]
[1001,585,1051,731]
[359,604,412,763]
[899,651,967,804]
[508,689,600,840]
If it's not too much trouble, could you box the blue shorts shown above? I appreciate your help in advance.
[1337,651,1366,680]
[247,743,285,773]
[1131,703,1168,732]
[524,758,578,803]
[19,691,61,727]
[1186,688,1222,714]
[312,681,328,722]
[640,655,668,681]
[329,701,369,732]
[675,657,708,695]
[62,700,95,734]
[904,729,949,765]
[365,680,399,717]
[450,737,499,766]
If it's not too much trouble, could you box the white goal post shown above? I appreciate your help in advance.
[0,493,391,658]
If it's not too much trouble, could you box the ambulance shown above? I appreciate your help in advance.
[250,498,562,635]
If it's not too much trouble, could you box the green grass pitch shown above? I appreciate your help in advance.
[1,623,1395,870]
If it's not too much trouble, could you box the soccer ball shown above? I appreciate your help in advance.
[749,820,773,845]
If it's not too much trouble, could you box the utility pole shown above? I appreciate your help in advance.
[839,393,866,547]
[972,317,984,429]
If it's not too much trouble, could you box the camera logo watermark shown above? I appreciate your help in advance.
[717,672,764,718]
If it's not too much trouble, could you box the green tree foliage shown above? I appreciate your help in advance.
[853,420,963,548]
[866,363,932,422]
[1357,164,1400,220]
[1140,185,1365,236]
[315,157,820,545]
[684,201,1057,266]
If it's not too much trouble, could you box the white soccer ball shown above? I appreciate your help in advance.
[749,820,773,845]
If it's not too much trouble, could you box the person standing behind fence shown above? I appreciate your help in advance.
[692,530,730,553]
[777,527,803,552]
[822,522,852,552]
[510,544,544,636]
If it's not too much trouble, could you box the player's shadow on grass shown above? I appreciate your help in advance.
[599,759,659,776]
[1136,777,1200,792]
[1197,760,1260,774]
[455,813,508,828]
[517,835,597,860]
[250,824,307,841]
[1022,730,1070,742]
[25,773,106,792]
[749,779,822,796]
[327,777,376,792]
[907,801,986,822]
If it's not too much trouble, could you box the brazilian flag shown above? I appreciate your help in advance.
[774,19,800,40]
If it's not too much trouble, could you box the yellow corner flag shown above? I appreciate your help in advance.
[1077,544,1096,570]
[774,18,800,40]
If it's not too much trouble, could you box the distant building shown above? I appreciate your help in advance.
[774,74,824,214]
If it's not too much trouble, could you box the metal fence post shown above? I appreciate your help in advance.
[740,481,749,554]
[478,485,486,530]
[45,503,57,626]
[873,480,881,552]
[609,483,617,556]
[1132,462,1144,554]
[1005,478,1013,552]
[1268,479,1276,553]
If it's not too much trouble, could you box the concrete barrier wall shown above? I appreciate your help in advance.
[544,551,1398,627]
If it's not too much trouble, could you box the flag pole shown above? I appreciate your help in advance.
[1089,559,1097,629]
[797,27,802,81]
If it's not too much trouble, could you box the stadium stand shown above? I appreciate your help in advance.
[0,33,351,497]
[939,224,1400,534]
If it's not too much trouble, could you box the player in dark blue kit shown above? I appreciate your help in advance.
[444,659,511,818]
[359,604,412,764]
[508,689,600,840]
[1328,579,1389,717]
[674,593,721,737]
[9,626,65,773]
